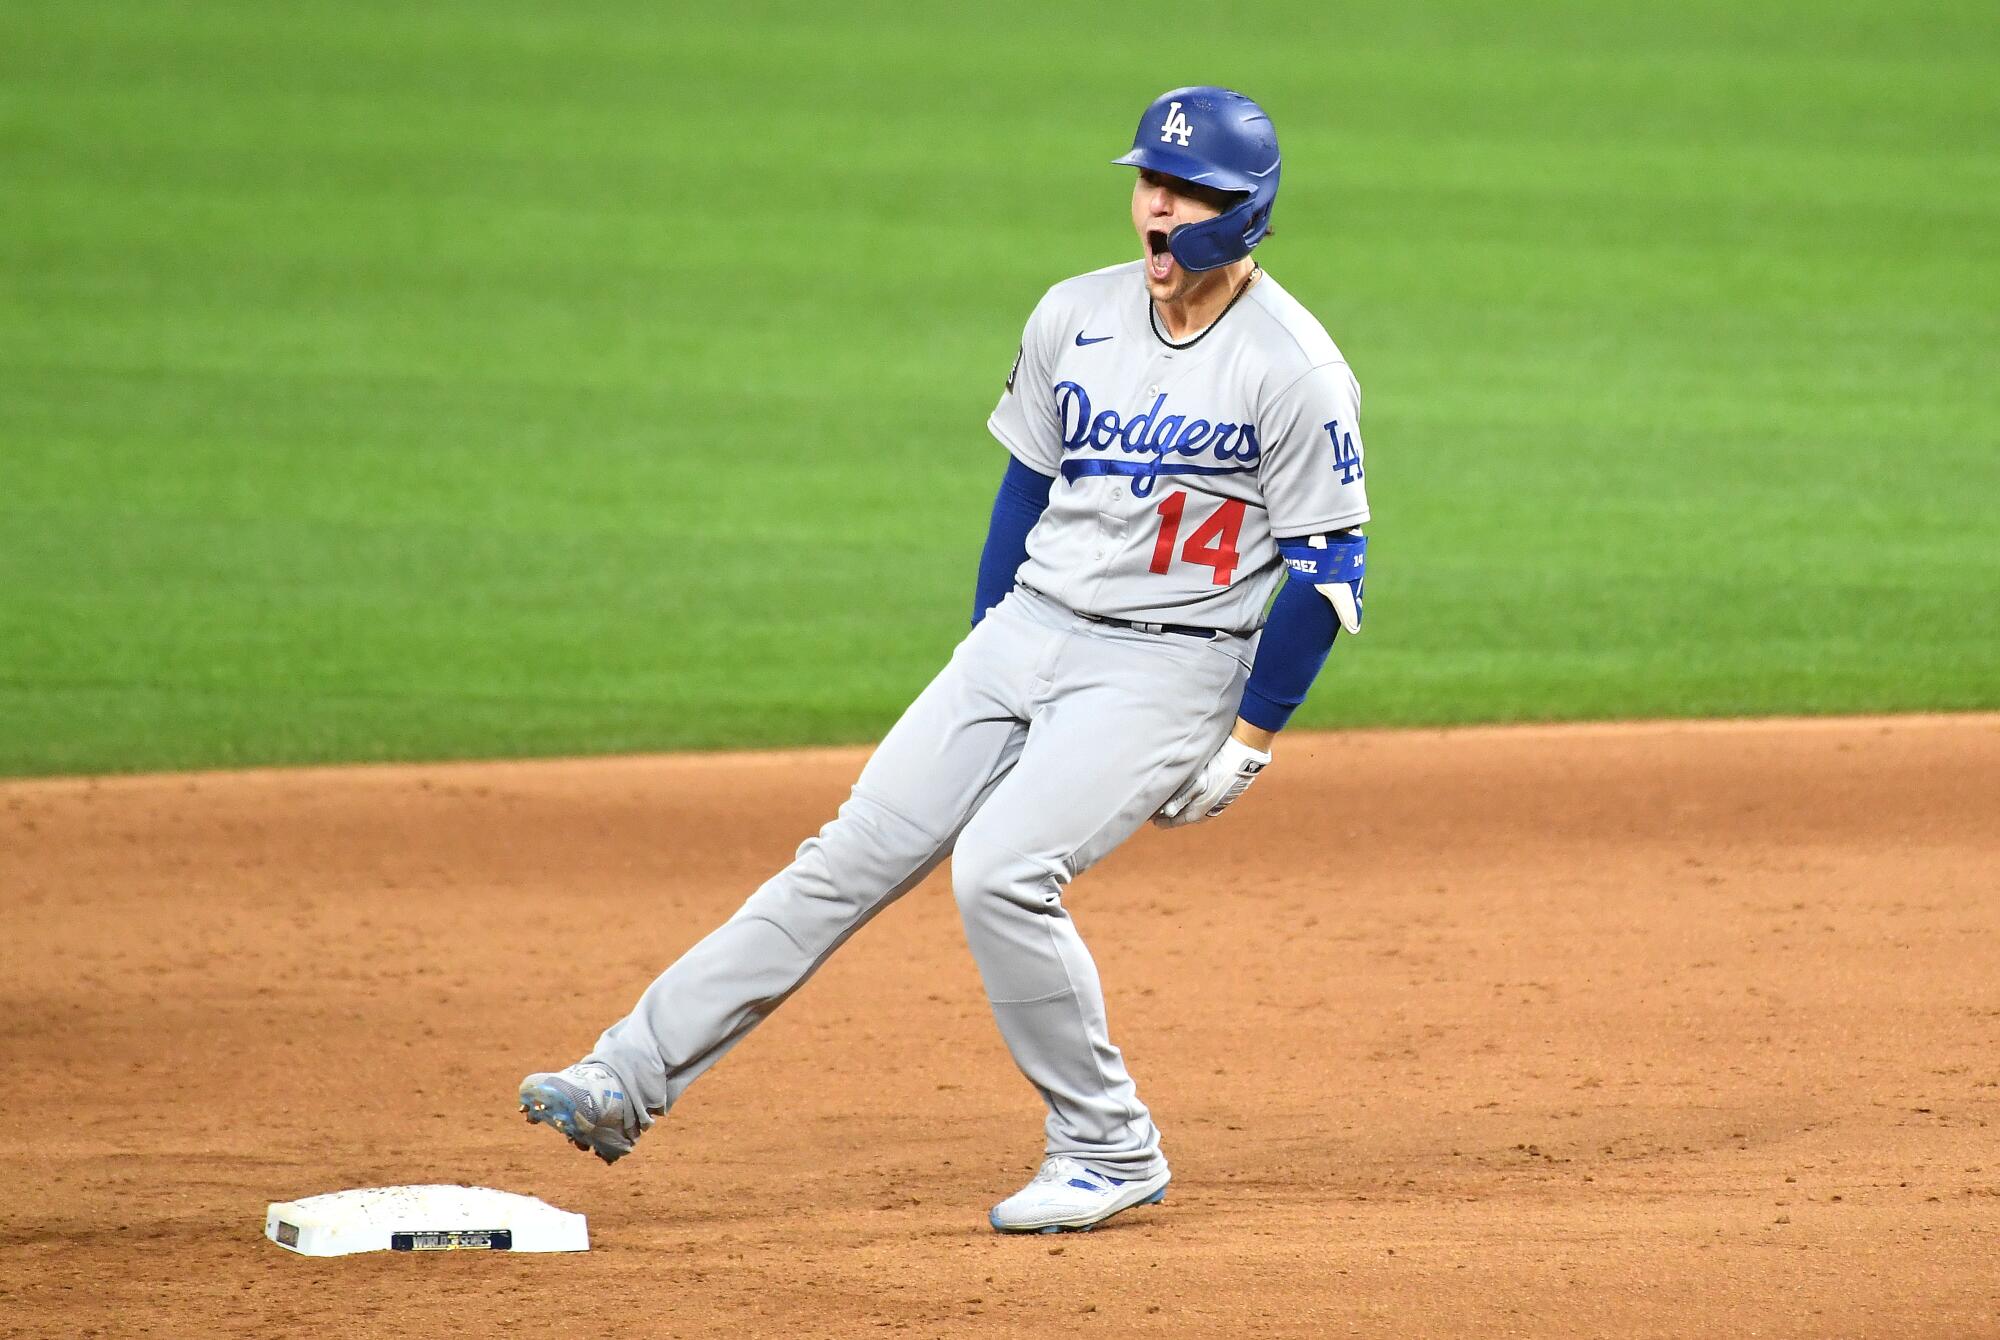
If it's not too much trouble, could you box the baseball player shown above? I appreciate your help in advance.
[520,86,1368,1235]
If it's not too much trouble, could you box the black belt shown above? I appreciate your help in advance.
[1077,610,1224,640]
[1017,583,1226,640]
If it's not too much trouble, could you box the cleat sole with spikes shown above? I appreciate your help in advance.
[518,1074,635,1166]
[990,1181,1167,1234]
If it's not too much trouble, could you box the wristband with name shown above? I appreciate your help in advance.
[1277,532,1366,585]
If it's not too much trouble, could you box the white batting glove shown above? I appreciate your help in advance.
[1152,735,1272,829]
[1307,533,1363,635]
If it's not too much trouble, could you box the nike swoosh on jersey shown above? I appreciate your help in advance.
[1073,333,1114,347]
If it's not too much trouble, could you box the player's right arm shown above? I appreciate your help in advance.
[973,291,1066,626]
[985,287,1067,476]
[972,457,1053,626]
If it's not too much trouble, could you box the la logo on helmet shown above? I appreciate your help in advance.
[1158,101,1193,146]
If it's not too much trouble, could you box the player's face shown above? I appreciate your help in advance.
[1132,169,1237,301]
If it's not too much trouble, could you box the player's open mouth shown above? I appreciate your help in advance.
[1145,228,1174,281]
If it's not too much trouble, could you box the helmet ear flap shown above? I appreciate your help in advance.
[1165,193,1258,273]
[1241,194,1275,250]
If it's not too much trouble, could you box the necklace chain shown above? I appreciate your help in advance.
[1149,264,1260,349]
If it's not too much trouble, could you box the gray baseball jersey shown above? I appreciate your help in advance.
[988,260,1369,634]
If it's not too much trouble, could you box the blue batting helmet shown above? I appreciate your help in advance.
[1112,86,1281,272]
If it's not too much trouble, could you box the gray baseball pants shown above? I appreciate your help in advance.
[588,585,1251,1179]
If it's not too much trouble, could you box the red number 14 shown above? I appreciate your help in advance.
[1149,490,1245,586]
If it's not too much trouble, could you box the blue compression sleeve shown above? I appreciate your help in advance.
[1238,577,1340,732]
[972,455,1054,626]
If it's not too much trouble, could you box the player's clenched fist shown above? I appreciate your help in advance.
[1153,735,1273,828]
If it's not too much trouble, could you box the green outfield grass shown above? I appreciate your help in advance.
[2,1,1995,776]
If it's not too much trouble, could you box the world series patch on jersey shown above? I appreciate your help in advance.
[989,261,1369,635]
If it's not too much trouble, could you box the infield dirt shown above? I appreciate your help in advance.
[3,715,1996,1338]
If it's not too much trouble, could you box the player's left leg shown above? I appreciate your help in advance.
[948,615,1250,1228]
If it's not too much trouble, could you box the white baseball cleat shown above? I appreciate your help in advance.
[987,1156,1170,1234]
[518,1062,640,1165]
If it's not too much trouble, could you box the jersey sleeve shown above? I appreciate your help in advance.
[1256,360,1371,537]
[985,290,1063,477]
